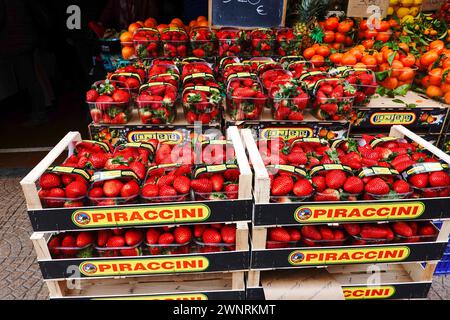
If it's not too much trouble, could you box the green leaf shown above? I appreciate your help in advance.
[375,70,390,82]
[407,103,417,109]
[392,99,405,104]
[393,84,411,96]
[387,52,396,66]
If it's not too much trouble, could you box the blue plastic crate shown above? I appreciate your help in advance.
[433,221,450,275]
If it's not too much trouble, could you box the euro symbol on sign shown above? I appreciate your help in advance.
[256,5,267,15]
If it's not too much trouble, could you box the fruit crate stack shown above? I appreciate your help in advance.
[20,127,253,300]
[241,125,450,300]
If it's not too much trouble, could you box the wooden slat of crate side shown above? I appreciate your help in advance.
[227,126,252,200]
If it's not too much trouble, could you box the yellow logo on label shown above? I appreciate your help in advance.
[369,112,416,125]
[95,294,208,300]
[72,204,211,228]
[343,286,396,300]
[288,247,410,266]
[79,257,209,276]
[294,202,425,223]
[261,128,314,140]
[127,130,184,144]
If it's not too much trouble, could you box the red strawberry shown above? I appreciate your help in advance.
[365,177,390,195]
[48,236,61,256]
[65,181,88,198]
[39,173,61,189]
[224,169,240,182]
[157,174,175,187]
[146,228,161,244]
[61,234,77,256]
[106,235,125,247]
[112,89,130,103]
[159,185,178,197]
[191,178,213,193]
[287,152,308,165]
[97,230,112,247]
[174,226,192,244]
[343,223,361,236]
[325,170,347,189]
[86,89,99,102]
[312,175,326,192]
[63,200,84,208]
[202,228,222,243]
[319,226,334,240]
[124,229,143,246]
[120,180,140,198]
[158,232,175,245]
[293,178,313,197]
[210,174,225,192]
[48,188,65,198]
[287,228,301,241]
[103,180,124,197]
[224,183,239,199]
[120,248,141,256]
[428,171,450,187]
[129,161,146,180]
[392,222,413,237]
[271,175,294,196]
[76,232,94,247]
[141,184,159,198]
[343,176,364,194]
[194,224,207,238]
[409,173,429,188]
[314,188,340,201]
[89,187,104,198]
[268,227,291,242]
[393,180,411,194]
[418,223,436,236]
[301,226,322,240]
[220,225,236,244]
[173,176,191,194]
[112,228,124,235]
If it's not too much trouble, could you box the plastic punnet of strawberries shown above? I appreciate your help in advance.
[226,77,267,121]
[248,28,276,57]
[216,56,240,82]
[359,166,412,200]
[86,80,132,124]
[259,68,293,93]
[96,228,144,257]
[62,140,111,170]
[145,226,193,255]
[137,82,177,124]
[276,28,302,56]
[197,140,237,165]
[107,142,156,179]
[312,78,356,120]
[182,86,222,124]
[48,231,96,259]
[38,168,90,208]
[190,27,217,58]
[193,224,236,253]
[154,142,194,166]
[141,164,192,203]
[268,165,314,203]
[191,164,240,201]
[216,27,246,57]
[182,73,219,88]
[88,170,141,206]
[133,27,160,59]
[181,61,214,81]
[269,79,309,121]
[160,27,188,57]
[243,57,275,73]
[110,64,147,87]
[336,67,377,106]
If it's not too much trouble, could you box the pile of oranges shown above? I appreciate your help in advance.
[120,16,208,59]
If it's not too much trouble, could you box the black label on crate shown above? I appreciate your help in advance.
[28,199,252,232]
[39,251,250,279]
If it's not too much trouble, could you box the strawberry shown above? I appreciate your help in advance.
[314,188,340,201]
[86,89,99,102]
[173,176,191,194]
[365,177,390,195]
[174,226,192,244]
[287,152,308,165]
[393,180,411,194]
[392,222,413,237]
[48,188,65,198]
[210,174,225,192]
[194,224,207,238]
[325,170,347,189]
[103,180,124,197]
[343,176,364,194]
[301,226,322,240]
[48,236,61,256]
[39,173,61,189]
[159,185,178,197]
[268,227,291,242]
[124,229,143,246]
[224,183,239,199]
[428,171,450,187]
[120,248,141,256]
[89,187,104,198]
[120,180,140,198]
[112,89,130,103]
[146,228,161,244]
[220,225,236,244]
[202,228,222,243]
[312,175,326,192]
[224,169,240,181]
[191,178,213,193]
[61,234,77,256]
[418,223,436,236]
[271,175,294,196]
[141,184,159,198]
[129,161,146,180]
[319,226,334,240]
[65,180,88,198]
[360,225,389,239]
[343,223,361,236]
[106,235,125,247]
[409,173,429,188]
[97,230,112,247]
[158,232,175,245]
[287,228,301,241]
[293,178,313,197]
[157,175,176,187]
[89,153,108,169]
[76,232,94,247]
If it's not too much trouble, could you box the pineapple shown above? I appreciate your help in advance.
[291,0,329,49]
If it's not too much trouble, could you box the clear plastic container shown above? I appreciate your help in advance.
[181,61,214,81]
[269,79,309,120]
[216,27,245,57]
[226,77,267,121]
[412,186,450,198]
[216,56,240,80]
[194,239,235,253]
[260,69,293,93]
[313,191,361,202]
[340,68,378,107]
[96,241,142,257]
[148,73,180,90]
[222,63,253,83]
[133,28,160,59]
[88,172,140,207]
[182,73,218,88]
[50,243,94,259]
[242,57,276,73]
[248,28,276,57]
[136,82,177,124]
[182,86,222,124]
[302,234,348,247]
[266,240,301,249]
[146,241,192,255]
[86,80,132,124]
[160,27,189,58]
[352,234,392,245]
[190,27,217,58]
[270,194,312,203]
[276,28,302,56]
[148,63,180,78]
[364,191,412,200]
[394,223,439,243]
[40,194,87,209]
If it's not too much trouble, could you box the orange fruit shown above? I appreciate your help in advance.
[341,53,357,66]
[197,20,209,27]
[444,91,450,104]
[420,51,439,68]
[426,85,443,98]
[144,17,157,28]
[400,53,416,67]
[421,75,431,87]
[157,24,169,33]
[381,77,399,90]
[128,23,142,34]
[316,45,331,57]
[361,39,375,49]
[429,68,444,86]
[310,55,325,67]
[122,46,135,60]
[398,67,415,82]
[197,16,207,22]
[440,83,450,93]
[329,53,343,64]
[171,18,184,27]
[189,20,198,28]
[429,40,444,54]
[303,47,316,59]
[361,55,377,68]
[120,31,133,43]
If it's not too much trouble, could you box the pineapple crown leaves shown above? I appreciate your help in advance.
[310,27,325,44]
[295,0,330,22]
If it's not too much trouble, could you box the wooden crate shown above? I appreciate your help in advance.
[21,126,253,232]
[241,125,450,290]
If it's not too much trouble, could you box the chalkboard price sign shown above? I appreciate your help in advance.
[209,0,287,28]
